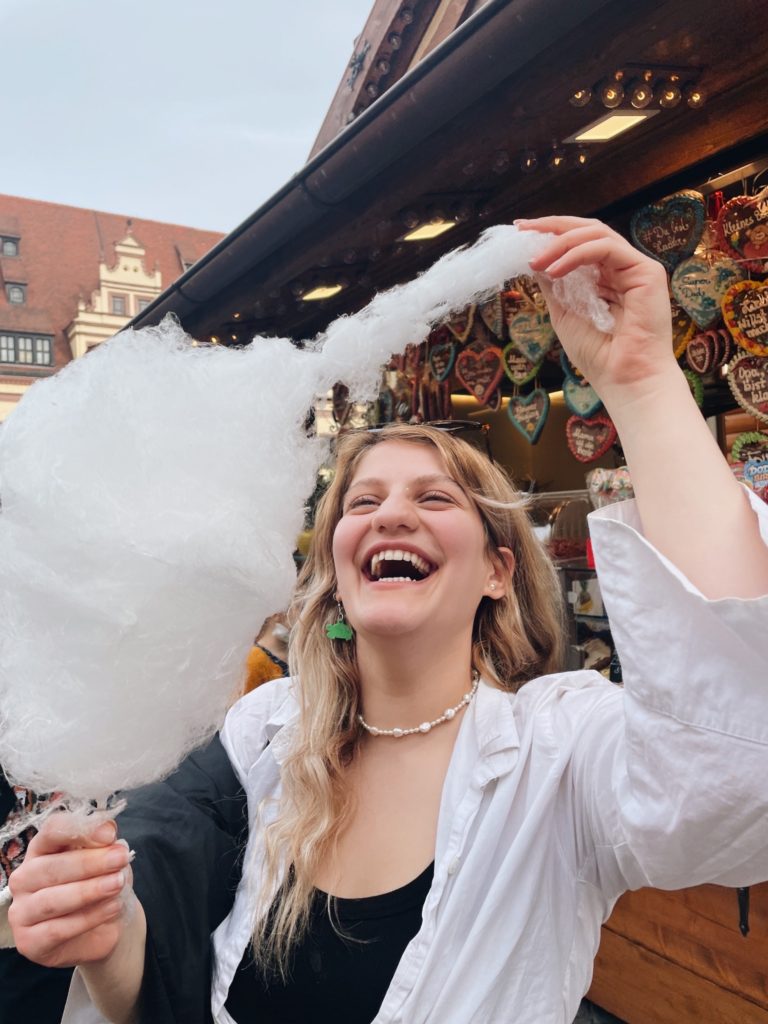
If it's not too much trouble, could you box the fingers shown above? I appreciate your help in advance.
[30,814,117,856]
[516,215,603,236]
[10,841,131,898]
[11,868,128,927]
[12,899,124,967]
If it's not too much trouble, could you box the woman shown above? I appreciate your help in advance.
[7,217,768,1023]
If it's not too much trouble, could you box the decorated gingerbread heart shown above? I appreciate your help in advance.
[566,413,617,463]
[506,389,550,444]
[685,332,717,374]
[682,369,704,407]
[732,431,768,462]
[485,388,503,412]
[630,190,705,272]
[506,308,555,364]
[560,350,586,381]
[722,280,768,357]
[671,301,697,359]
[670,255,746,329]
[727,354,768,423]
[428,339,456,382]
[455,344,504,405]
[478,294,504,338]
[445,305,476,343]
[502,343,540,386]
[716,187,768,272]
[563,376,603,418]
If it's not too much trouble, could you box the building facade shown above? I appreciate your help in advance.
[0,194,223,421]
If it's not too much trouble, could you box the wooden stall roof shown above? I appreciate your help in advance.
[129,0,768,350]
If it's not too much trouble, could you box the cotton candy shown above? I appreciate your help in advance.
[0,226,611,802]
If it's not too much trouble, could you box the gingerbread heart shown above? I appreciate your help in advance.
[671,301,697,358]
[429,339,456,382]
[445,305,476,343]
[722,280,768,357]
[486,388,503,412]
[732,431,768,462]
[566,413,617,463]
[455,344,504,405]
[560,350,586,381]
[743,457,768,498]
[670,255,746,329]
[716,187,768,272]
[503,343,540,386]
[630,190,705,272]
[727,355,768,423]
[506,308,555,364]
[682,369,704,407]
[685,332,717,374]
[563,376,602,418]
[478,294,504,338]
[507,389,550,444]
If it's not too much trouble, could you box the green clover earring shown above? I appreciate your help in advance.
[326,600,354,641]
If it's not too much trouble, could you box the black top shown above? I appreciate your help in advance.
[225,862,435,1024]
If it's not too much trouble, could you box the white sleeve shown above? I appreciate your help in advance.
[0,885,13,948]
[571,490,768,896]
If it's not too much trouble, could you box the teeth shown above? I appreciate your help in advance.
[369,549,432,578]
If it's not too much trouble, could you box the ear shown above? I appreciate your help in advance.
[483,546,515,600]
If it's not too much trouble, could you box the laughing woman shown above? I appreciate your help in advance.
[7,218,768,1024]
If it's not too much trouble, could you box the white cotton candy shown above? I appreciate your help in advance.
[0,225,611,800]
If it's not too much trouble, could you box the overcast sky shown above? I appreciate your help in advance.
[1,0,370,232]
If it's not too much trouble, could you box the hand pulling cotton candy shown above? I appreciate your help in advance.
[0,225,611,811]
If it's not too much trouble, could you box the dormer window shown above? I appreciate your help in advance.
[6,283,25,305]
[1,236,19,257]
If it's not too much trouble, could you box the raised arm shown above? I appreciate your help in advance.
[520,215,768,599]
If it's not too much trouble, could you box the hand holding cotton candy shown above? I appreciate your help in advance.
[0,225,612,808]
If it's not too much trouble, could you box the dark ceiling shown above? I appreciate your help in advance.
[131,0,768,352]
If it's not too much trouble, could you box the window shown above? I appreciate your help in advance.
[0,332,53,366]
[1,237,19,257]
[137,297,152,313]
[111,294,126,315]
[6,283,25,305]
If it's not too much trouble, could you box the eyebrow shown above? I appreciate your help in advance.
[346,473,462,491]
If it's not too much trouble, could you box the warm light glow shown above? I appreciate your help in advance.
[301,284,344,301]
[232,312,241,319]
[402,219,457,242]
[564,109,658,144]
[209,336,219,344]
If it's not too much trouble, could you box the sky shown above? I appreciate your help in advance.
[1,0,371,232]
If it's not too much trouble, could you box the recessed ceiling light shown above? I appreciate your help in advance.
[563,109,658,144]
[402,218,457,242]
[301,284,344,301]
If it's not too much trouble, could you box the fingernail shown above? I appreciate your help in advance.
[115,838,129,850]
[93,821,117,844]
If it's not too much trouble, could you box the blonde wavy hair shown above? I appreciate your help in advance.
[250,423,564,972]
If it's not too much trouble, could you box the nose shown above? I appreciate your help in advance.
[371,491,418,533]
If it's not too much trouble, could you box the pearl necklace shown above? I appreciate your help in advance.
[357,672,480,738]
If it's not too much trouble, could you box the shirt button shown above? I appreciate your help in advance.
[447,857,460,876]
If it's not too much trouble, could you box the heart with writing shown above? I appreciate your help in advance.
[727,355,768,423]
[506,309,555,364]
[716,188,768,272]
[670,255,746,329]
[507,389,550,444]
[445,304,476,343]
[682,369,704,407]
[630,190,705,272]
[671,302,697,358]
[732,431,768,462]
[722,280,768,357]
[743,457,768,500]
[685,332,717,374]
[455,344,504,405]
[478,294,504,338]
[566,413,618,463]
[503,343,540,386]
[428,339,456,382]
[563,376,603,418]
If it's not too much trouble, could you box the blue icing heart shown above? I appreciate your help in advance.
[630,191,705,272]
[563,376,603,418]
[670,256,746,329]
[506,388,550,444]
[507,311,555,364]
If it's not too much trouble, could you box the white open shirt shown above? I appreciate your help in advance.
[61,494,768,1023]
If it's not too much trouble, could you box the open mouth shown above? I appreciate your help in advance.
[364,549,436,583]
